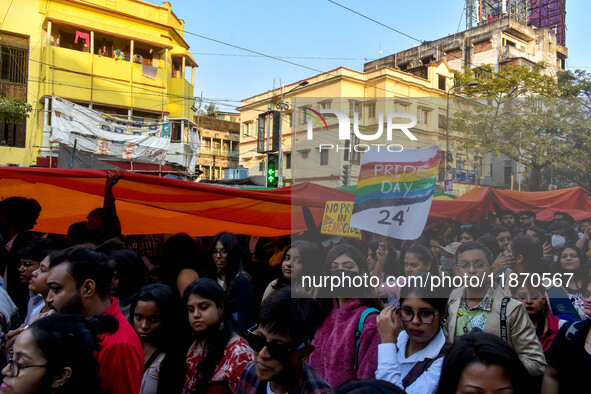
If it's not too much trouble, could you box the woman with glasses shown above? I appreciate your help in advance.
[376,273,449,394]
[183,278,253,393]
[208,232,255,333]
[0,313,117,394]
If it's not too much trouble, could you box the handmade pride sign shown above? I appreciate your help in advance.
[320,201,362,239]
[349,145,440,240]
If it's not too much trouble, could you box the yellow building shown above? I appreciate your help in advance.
[238,62,486,194]
[0,0,197,171]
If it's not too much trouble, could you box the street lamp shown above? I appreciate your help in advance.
[276,80,309,187]
[445,80,477,181]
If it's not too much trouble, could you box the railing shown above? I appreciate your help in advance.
[200,147,239,158]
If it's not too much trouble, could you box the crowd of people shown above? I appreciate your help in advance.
[0,178,590,393]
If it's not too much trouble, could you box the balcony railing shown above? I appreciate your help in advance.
[200,147,239,158]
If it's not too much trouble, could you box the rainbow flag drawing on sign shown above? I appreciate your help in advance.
[350,145,440,240]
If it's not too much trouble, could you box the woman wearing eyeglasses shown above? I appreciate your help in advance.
[0,313,116,394]
[183,278,253,393]
[375,273,449,394]
[208,232,256,333]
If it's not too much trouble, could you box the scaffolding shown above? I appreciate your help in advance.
[529,0,566,45]
[465,0,566,45]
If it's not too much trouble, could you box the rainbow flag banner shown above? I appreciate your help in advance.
[349,145,440,240]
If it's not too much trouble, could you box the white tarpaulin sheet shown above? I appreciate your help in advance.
[50,96,171,162]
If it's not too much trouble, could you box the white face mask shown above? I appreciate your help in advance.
[551,234,566,249]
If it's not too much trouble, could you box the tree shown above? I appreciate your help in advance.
[450,63,586,191]
[205,103,219,118]
[0,97,32,123]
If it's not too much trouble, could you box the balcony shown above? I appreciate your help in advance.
[169,77,193,118]
[200,147,239,158]
[499,45,535,63]
[45,46,167,111]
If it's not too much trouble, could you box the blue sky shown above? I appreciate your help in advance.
[167,0,590,112]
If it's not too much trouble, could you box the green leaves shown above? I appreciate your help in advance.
[450,63,589,190]
[0,97,32,123]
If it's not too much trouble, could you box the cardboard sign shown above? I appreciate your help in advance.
[320,201,362,239]
[349,146,440,240]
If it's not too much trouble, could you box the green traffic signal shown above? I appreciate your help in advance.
[267,158,278,187]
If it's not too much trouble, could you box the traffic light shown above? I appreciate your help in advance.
[267,154,278,188]
[540,127,563,135]
[342,164,350,186]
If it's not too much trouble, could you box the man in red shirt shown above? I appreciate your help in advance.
[47,246,143,394]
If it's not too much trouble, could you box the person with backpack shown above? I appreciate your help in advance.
[375,273,449,394]
[542,316,591,393]
[447,242,546,377]
[309,244,382,387]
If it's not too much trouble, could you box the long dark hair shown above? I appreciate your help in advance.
[273,240,323,290]
[319,244,382,312]
[183,278,233,393]
[208,232,248,295]
[29,314,118,394]
[109,250,148,303]
[556,244,588,286]
[128,283,183,350]
[510,235,548,275]
[435,332,528,394]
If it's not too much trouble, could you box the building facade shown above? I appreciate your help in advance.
[195,115,240,181]
[364,17,568,76]
[0,0,197,174]
[238,63,492,194]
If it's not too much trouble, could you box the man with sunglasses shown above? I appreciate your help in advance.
[446,241,546,377]
[238,288,332,393]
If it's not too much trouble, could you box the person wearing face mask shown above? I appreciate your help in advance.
[545,222,578,264]
[436,242,461,278]
[309,244,383,388]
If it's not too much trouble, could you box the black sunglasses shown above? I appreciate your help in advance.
[246,326,307,362]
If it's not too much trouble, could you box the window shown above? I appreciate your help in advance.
[438,75,446,91]
[319,101,331,110]
[242,122,253,136]
[417,108,430,126]
[285,153,291,169]
[171,122,182,142]
[299,107,308,125]
[301,151,309,159]
[366,103,376,119]
[504,166,512,186]
[1,45,28,85]
[394,102,410,114]
[320,150,328,166]
[349,101,362,118]
[259,160,264,172]
[438,114,447,129]
[1,118,26,148]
